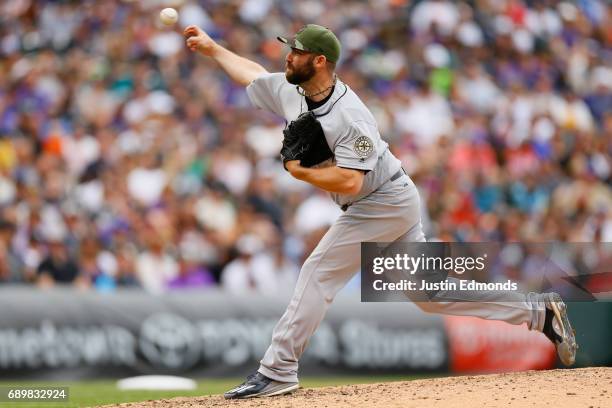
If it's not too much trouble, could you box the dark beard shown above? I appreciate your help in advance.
[285,57,316,85]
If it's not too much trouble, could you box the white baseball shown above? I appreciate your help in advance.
[159,8,178,26]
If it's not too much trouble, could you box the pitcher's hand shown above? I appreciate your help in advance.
[184,25,216,56]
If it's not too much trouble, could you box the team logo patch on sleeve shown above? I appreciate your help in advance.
[354,136,374,157]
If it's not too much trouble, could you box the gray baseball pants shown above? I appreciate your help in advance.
[258,174,547,382]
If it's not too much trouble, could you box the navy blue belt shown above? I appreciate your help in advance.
[340,168,405,212]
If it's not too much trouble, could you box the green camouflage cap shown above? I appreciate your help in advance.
[277,24,341,63]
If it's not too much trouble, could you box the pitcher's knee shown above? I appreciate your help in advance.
[298,260,335,304]
[314,271,338,304]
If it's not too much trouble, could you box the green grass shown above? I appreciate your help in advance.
[0,375,429,408]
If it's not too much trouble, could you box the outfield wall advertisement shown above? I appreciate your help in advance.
[0,287,450,379]
[0,287,569,379]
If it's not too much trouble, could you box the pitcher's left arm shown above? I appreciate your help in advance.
[285,160,364,195]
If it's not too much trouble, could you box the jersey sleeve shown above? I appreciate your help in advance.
[333,121,378,171]
[246,72,289,117]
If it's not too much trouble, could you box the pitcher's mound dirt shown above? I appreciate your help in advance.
[111,367,611,408]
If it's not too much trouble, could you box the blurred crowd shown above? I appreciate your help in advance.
[0,0,610,293]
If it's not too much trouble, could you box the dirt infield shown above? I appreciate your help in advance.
[111,367,611,408]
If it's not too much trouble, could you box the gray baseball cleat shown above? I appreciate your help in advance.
[224,372,299,399]
[542,292,577,366]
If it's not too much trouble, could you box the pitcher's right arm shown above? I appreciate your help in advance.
[184,25,268,87]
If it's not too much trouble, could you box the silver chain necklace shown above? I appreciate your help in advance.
[297,75,337,98]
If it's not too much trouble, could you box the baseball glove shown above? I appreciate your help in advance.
[280,111,334,169]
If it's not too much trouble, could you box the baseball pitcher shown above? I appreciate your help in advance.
[184,24,577,399]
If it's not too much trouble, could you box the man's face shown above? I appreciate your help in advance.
[285,49,316,85]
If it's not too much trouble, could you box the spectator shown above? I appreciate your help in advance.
[135,235,178,294]
[167,243,216,290]
[221,234,266,295]
[220,233,300,296]
[36,235,82,288]
[0,220,21,282]
[114,246,140,288]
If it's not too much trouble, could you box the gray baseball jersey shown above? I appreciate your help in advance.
[246,73,402,206]
[245,72,548,383]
